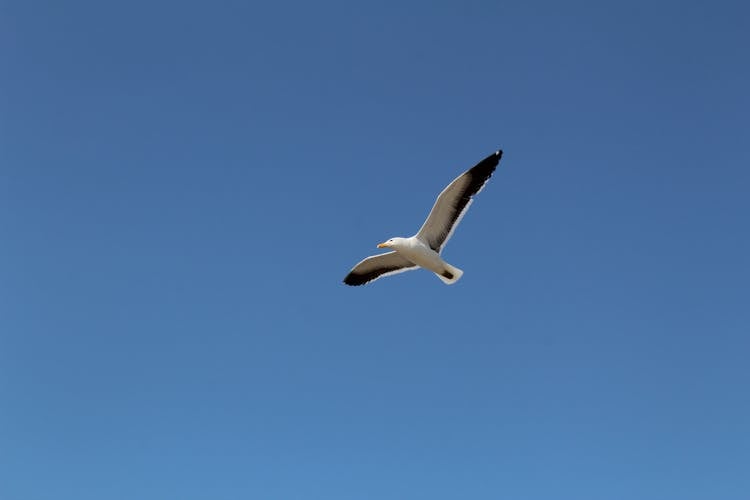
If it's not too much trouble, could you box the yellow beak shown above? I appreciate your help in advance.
[377,242,389,248]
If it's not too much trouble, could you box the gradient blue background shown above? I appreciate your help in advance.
[2,1,749,499]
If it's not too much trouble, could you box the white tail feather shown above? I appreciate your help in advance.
[436,263,464,285]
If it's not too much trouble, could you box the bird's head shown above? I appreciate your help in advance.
[377,238,398,249]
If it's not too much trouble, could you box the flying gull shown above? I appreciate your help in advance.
[343,149,503,286]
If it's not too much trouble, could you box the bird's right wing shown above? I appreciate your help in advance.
[343,251,418,286]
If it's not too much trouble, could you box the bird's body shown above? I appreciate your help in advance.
[378,237,464,285]
[343,149,503,286]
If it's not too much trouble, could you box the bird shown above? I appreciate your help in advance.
[343,149,503,286]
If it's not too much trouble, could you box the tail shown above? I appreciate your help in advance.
[436,262,464,285]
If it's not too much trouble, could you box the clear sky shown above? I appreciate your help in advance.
[2,1,749,499]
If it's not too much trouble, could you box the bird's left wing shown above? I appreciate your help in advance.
[416,150,501,252]
[343,251,418,286]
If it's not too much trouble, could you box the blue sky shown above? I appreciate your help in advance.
[2,1,749,499]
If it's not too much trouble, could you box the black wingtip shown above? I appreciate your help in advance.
[474,149,502,171]
[343,274,365,286]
